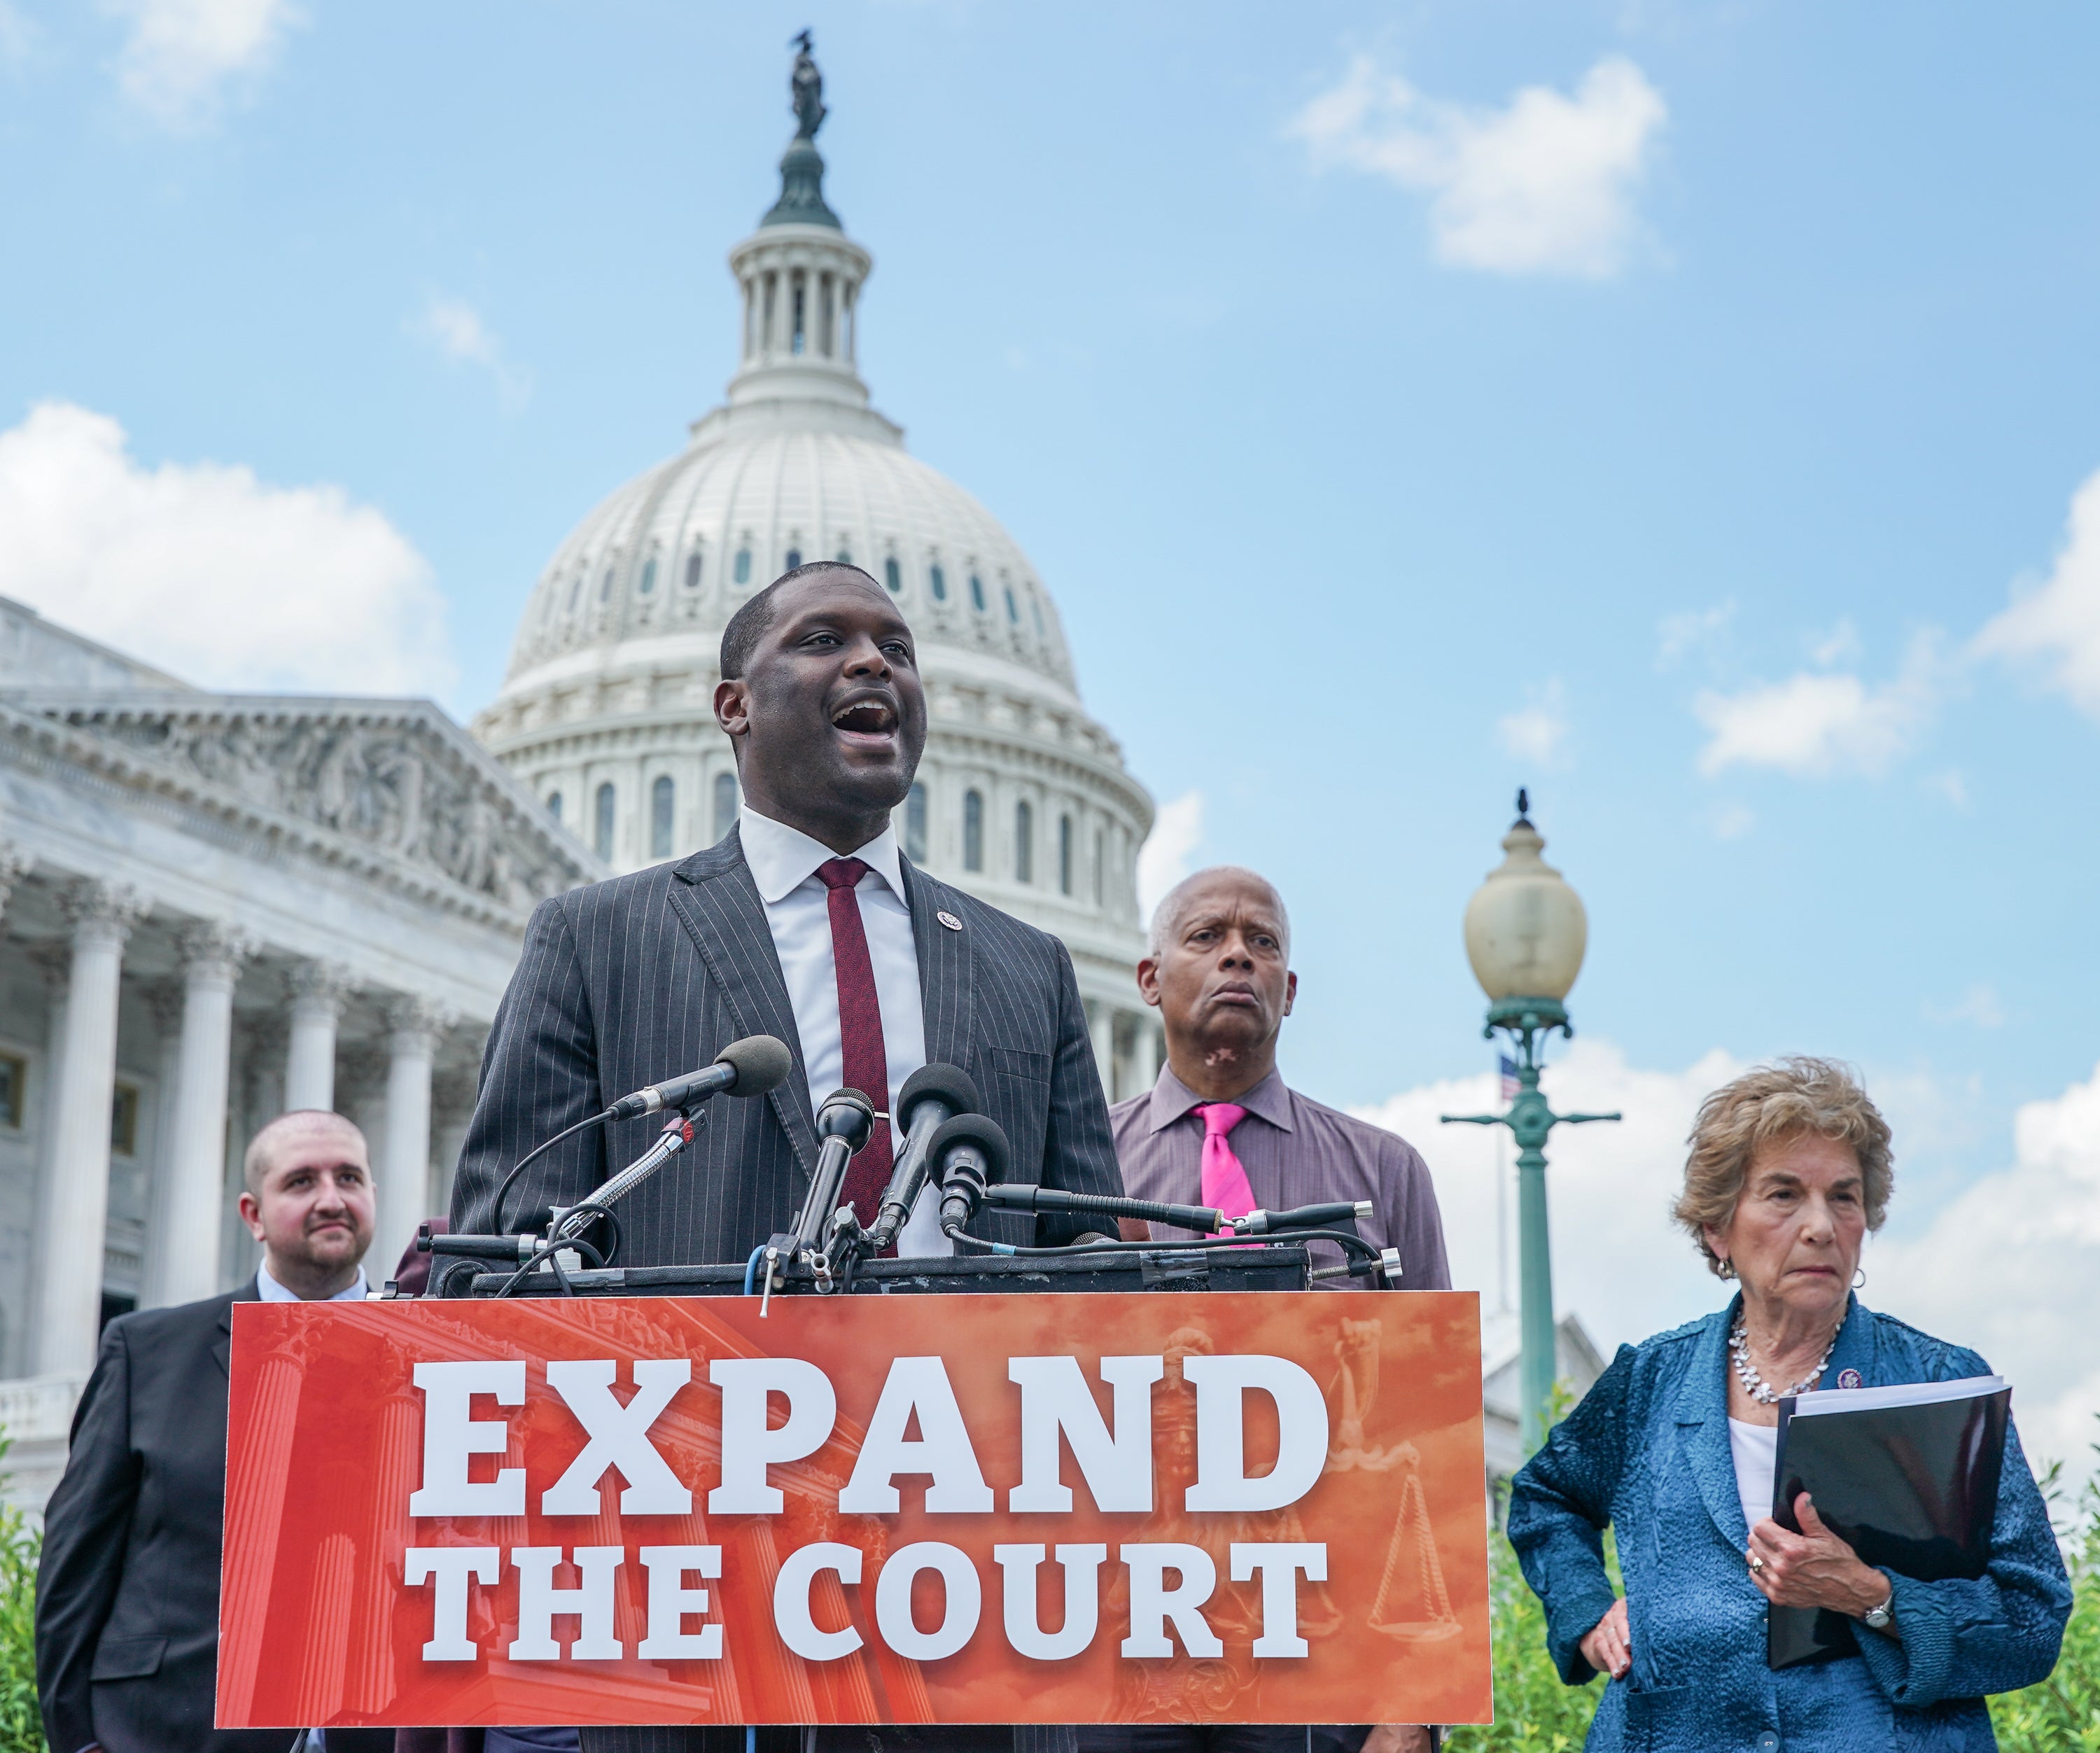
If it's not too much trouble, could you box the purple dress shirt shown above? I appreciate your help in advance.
[1110,1064,1452,1290]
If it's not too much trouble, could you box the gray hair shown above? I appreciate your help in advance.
[1146,865,1292,961]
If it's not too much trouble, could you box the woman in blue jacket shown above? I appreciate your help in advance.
[1508,1057,2071,1752]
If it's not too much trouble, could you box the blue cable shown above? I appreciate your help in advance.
[743,1244,767,1295]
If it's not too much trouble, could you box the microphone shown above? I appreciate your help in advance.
[1228,1199,1375,1236]
[605,1034,792,1121]
[980,1182,1222,1234]
[792,1087,876,1251]
[866,1064,981,1252]
[930,1112,1011,1235]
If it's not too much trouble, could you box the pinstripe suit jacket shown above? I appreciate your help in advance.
[450,825,1125,1266]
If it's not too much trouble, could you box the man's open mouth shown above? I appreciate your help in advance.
[832,698,898,738]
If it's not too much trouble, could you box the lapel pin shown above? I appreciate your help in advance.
[1836,1367,1863,1390]
[937,910,963,932]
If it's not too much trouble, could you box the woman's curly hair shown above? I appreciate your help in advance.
[1674,1056,1893,1276]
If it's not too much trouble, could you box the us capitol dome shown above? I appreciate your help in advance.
[470,41,1164,1098]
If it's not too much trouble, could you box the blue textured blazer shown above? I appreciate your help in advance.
[1507,1297,2071,1752]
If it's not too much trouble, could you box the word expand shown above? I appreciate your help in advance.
[403,1350,1333,1668]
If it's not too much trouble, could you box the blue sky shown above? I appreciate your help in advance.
[4,1,2098,1434]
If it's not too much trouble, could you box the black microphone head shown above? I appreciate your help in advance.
[816,1087,876,1147]
[927,1111,1010,1185]
[715,1033,792,1097]
[897,1063,980,1133]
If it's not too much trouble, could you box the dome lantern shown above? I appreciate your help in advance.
[726,32,874,417]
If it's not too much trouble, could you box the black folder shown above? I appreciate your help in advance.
[1765,1374,2011,1669]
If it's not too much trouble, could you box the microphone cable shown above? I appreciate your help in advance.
[489,1202,622,1299]
[489,1111,615,1235]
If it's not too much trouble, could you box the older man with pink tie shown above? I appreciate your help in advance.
[1101,865,1450,1753]
[1111,864,1450,1289]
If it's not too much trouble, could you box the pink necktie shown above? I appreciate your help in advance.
[1197,1102,1257,1227]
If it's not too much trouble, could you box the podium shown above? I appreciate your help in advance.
[217,1143,1492,1743]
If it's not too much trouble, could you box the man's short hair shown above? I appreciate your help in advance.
[243,1110,368,1198]
[1146,865,1292,962]
[718,561,886,681]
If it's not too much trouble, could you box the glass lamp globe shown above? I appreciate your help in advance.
[1462,792,1588,1007]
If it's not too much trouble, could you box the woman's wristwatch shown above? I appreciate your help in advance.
[1861,1582,1895,1630]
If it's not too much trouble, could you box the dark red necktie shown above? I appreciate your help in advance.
[816,858,894,1237]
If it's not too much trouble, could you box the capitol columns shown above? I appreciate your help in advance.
[1086,1003,1118,1103]
[142,922,255,1311]
[1131,1016,1161,1095]
[285,961,354,1112]
[380,995,451,1276]
[31,879,146,1377]
[0,844,34,921]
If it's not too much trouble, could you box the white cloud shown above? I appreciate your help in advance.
[1136,789,1205,928]
[1926,767,1970,809]
[1657,599,1735,669]
[412,295,532,409]
[1353,1039,1742,1351]
[1287,54,1666,278]
[1358,1043,2100,1483]
[1496,678,1570,765]
[1709,802,1754,840]
[105,0,297,125]
[1693,632,1945,778]
[0,1,39,68]
[1807,616,1861,667]
[0,400,455,699]
[1875,1060,2100,1479]
[1924,984,2005,1029]
[1975,463,2100,720]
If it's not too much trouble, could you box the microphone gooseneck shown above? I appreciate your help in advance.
[491,1033,792,1235]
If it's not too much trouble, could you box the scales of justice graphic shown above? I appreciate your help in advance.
[1327,1319,1463,1644]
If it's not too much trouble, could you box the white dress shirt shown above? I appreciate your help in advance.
[255,1262,370,1301]
[738,805,949,1256]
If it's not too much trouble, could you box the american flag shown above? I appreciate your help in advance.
[1499,1055,1520,1104]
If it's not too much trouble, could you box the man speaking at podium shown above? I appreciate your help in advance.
[453,557,1121,1272]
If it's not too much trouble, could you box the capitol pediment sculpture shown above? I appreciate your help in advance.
[28,699,594,914]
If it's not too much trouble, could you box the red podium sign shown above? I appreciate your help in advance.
[218,1291,1490,1731]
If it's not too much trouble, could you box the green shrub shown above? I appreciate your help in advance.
[0,1438,43,1753]
[1442,1519,1604,1752]
[1989,1455,2100,1751]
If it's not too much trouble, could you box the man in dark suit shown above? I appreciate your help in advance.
[36,1109,395,1753]
[450,560,1122,1266]
[449,561,1122,1753]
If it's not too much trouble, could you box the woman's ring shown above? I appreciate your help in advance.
[1749,1554,1766,1573]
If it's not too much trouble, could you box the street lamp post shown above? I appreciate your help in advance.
[1443,791,1620,1455]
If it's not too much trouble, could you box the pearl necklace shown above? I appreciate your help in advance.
[1729,1315,1838,1406]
